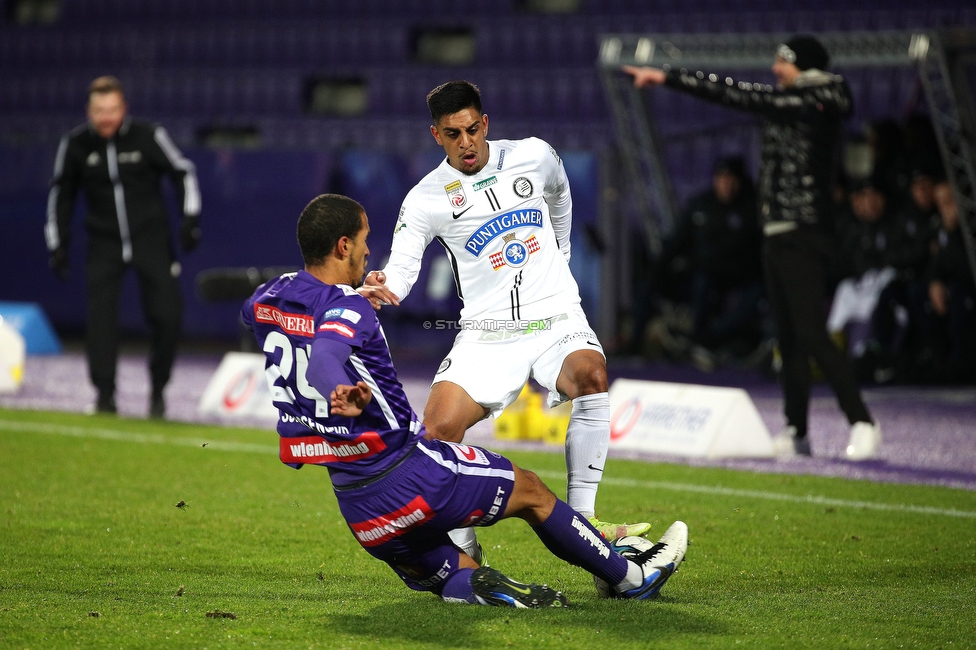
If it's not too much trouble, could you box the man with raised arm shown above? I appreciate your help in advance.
[624,36,881,460]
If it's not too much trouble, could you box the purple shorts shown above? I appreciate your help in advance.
[334,437,515,592]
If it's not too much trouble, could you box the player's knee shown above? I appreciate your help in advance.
[422,416,466,443]
[575,365,608,396]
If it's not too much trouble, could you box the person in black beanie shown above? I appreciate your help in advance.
[624,35,882,460]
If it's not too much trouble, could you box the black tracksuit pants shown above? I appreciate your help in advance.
[85,228,182,397]
[763,228,871,437]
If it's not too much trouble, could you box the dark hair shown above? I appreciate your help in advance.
[427,80,482,124]
[297,194,365,267]
[88,75,124,100]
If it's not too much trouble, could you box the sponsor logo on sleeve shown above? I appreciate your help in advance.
[349,495,436,547]
[319,321,355,338]
[436,357,451,374]
[394,206,407,235]
[513,177,533,198]
[254,303,315,337]
[444,179,467,209]
[547,144,562,165]
[324,308,362,324]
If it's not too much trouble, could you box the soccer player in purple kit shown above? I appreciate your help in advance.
[242,193,688,607]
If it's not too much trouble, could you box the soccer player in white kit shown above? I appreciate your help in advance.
[362,81,650,560]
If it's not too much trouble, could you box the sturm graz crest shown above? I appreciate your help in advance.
[513,177,533,198]
[502,238,529,268]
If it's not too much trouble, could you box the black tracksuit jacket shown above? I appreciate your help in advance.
[45,117,200,261]
[663,67,852,232]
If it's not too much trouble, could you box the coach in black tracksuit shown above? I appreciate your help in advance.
[624,36,881,460]
[45,76,201,417]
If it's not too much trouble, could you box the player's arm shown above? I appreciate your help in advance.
[45,134,81,278]
[361,250,421,309]
[148,125,202,251]
[540,140,573,262]
[625,65,847,121]
[361,194,433,307]
[306,337,372,417]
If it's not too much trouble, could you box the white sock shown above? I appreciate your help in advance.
[565,392,610,519]
[448,527,480,563]
[615,559,645,592]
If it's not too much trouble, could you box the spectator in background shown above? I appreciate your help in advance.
[827,177,897,368]
[45,76,201,418]
[873,167,942,378]
[624,35,881,460]
[927,181,976,382]
[654,157,765,364]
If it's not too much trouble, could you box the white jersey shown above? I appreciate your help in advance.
[384,137,582,323]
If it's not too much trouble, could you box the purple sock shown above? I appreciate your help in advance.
[439,568,477,604]
[532,499,629,586]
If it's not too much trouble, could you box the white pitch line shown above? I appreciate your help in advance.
[534,471,976,520]
[0,419,276,455]
[3,419,975,519]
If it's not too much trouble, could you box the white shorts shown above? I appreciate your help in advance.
[431,307,605,418]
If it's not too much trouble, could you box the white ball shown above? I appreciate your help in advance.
[593,535,655,599]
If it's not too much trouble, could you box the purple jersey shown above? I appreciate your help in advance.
[242,271,423,487]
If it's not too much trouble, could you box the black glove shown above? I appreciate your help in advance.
[49,247,69,281]
[179,215,201,252]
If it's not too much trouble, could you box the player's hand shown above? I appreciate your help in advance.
[364,270,386,287]
[622,65,666,88]
[180,215,201,252]
[358,271,400,310]
[49,247,69,281]
[330,381,372,417]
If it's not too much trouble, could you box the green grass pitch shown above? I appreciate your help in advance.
[1,407,974,648]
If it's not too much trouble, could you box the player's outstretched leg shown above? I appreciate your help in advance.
[596,521,688,600]
[470,566,567,608]
[505,462,688,603]
[437,564,565,608]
